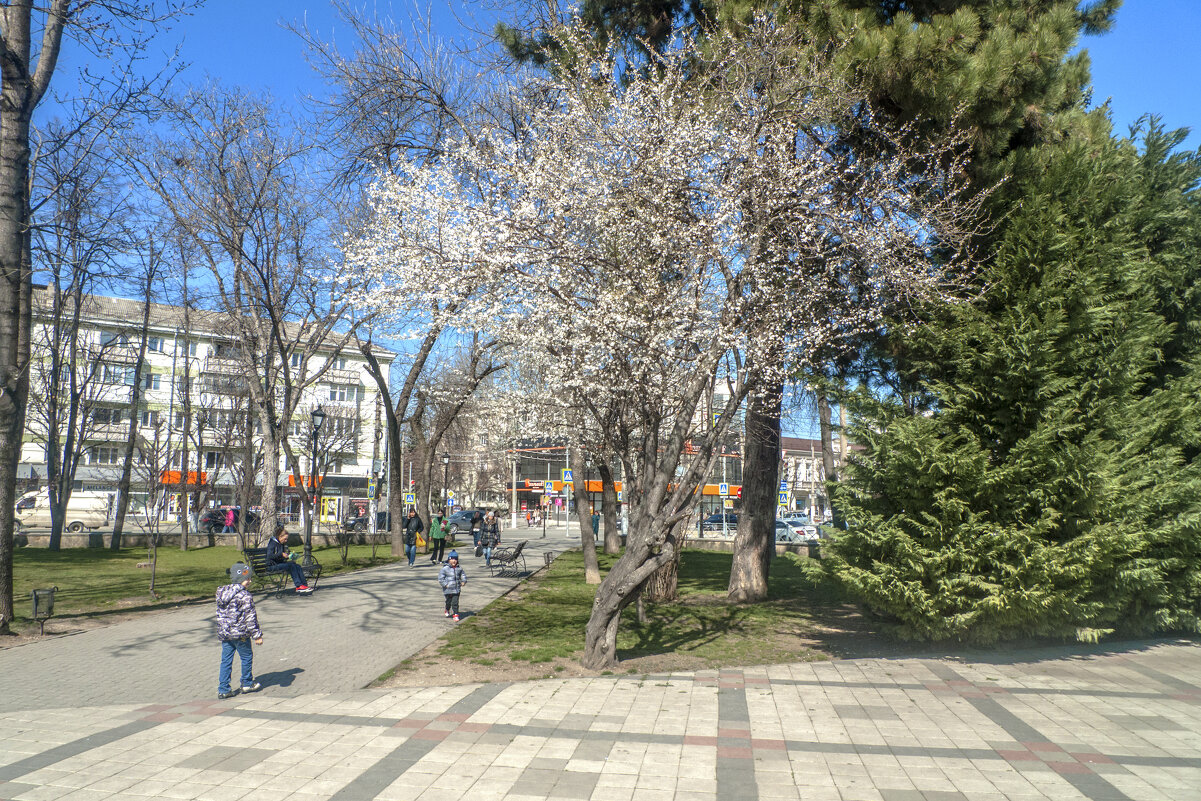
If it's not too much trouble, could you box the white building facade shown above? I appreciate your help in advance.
[19,289,394,527]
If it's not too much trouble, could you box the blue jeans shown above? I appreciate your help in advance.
[219,638,253,694]
[482,545,493,566]
[269,561,306,588]
[405,544,416,565]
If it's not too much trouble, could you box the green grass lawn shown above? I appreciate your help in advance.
[435,549,851,670]
[10,544,401,630]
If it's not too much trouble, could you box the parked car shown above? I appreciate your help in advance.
[199,506,260,534]
[779,512,812,526]
[698,512,738,534]
[775,519,819,544]
[14,488,109,532]
[444,509,486,538]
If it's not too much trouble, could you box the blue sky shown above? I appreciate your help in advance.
[151,1,1199,149]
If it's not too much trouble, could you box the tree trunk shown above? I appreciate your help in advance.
[643,542,680,602]
[728,380,782,603]
[112,291,153,549]
[258,424,280,543]
[597,461,621,554]
[388,429,404,556]
[818,390,838,526]
[571,441,600,584]
[581,528,678,669]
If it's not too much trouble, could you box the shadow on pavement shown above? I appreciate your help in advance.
[256,667,303,688]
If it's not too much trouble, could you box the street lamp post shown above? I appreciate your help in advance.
[440,451,450,513]
[303,405,326,566]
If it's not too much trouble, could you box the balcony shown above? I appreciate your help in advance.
[325,367,360,384]
[88,422,131,440]
[199,375,250,397]
[203,356,247,376]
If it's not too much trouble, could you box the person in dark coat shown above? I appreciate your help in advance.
[403,508,424,567]
[266,525,312,593]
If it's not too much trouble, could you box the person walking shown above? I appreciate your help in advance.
[222,507,236,534]
[438,550,466,621]
[480,510,501,568]
[266,525,312,593]
[403,508,423,567]
[428,509,447,564]
[216,562,263,699]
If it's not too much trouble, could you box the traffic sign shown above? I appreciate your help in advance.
[403,492,416,504]
[544,481,554,494]
[724,499,734,509]
[446,489,455,500]
[367,479,376,500]
[561,468,573,482]
[778,491,789,505]
[718,483,729,497]
[779,480,788,491]
[617,490,622,502]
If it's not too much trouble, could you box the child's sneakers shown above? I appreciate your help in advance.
[218,690,239,699]
[452,614,460,622]
[444,610,451,617]
[240,682,262,693]
[296,585,313,594]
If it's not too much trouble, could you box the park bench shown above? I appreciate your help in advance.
[488,540,528,577]
[242,547,322,594]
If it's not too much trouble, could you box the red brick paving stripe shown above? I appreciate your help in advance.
[412,728,450,741]
[751,738,787,751]
[683,735,718,746]
[391,719,426,729]
[456,722,491,733]
[716,746,753,759]
[744,677,770,685]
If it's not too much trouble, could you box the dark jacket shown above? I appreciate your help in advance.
[215,583,262,641]
[266,536,289,565]
[403,514,424,546]
[481,516,500,547]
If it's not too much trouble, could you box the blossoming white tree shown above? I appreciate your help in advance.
[345,20,976,668]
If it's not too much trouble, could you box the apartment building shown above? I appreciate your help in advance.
[18,288,394,523]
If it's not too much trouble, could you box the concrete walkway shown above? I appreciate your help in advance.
[0,641,1198,801]
[0,525,575,712]
[1,530,1199,800]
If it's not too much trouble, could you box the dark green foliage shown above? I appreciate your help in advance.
[832,123,1201,642]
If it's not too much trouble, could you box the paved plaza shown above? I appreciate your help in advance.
[1,532,1199,800]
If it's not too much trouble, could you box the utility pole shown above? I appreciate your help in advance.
[509,452,517,529]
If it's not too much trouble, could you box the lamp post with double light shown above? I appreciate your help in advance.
[303,405,326,566]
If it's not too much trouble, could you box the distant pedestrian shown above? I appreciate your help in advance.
[428,510,447,564]
[438,551,466,621]
[216,562,263,699]
[266,524,312,594]
[403,508,423,567]
[525,510,532,527]
[222,507,235,534]
[480,511,500,567]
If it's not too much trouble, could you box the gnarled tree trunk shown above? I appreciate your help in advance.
[598,461,620,554]
[728,380,782,603]
[571,441,600,584]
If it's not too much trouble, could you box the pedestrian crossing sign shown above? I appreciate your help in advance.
[404,492,416,504]
[561,469,573,482]
[778,491,790,505]
[718,483,729,497]
[544,481,554,494]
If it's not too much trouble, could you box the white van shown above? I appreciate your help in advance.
[14,489,110,532]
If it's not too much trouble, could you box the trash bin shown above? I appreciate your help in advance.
[31,586,58,635]
[807,542,821,559]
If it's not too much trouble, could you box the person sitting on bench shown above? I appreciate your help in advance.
[266,524,313,594]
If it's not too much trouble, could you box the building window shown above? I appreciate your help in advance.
[183,340,198,357]
[102,364,134,385]
[174,412,185,429]
[147,336,164,352]
[100,330,129,347]
[143,373,161,390]
[140,410,160,428]
[334,356,349,370]
[291,352,302,368]
[93,407,124,425]
[328,384,359,402]
[88,446,122,465]
[204,451,225,469]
